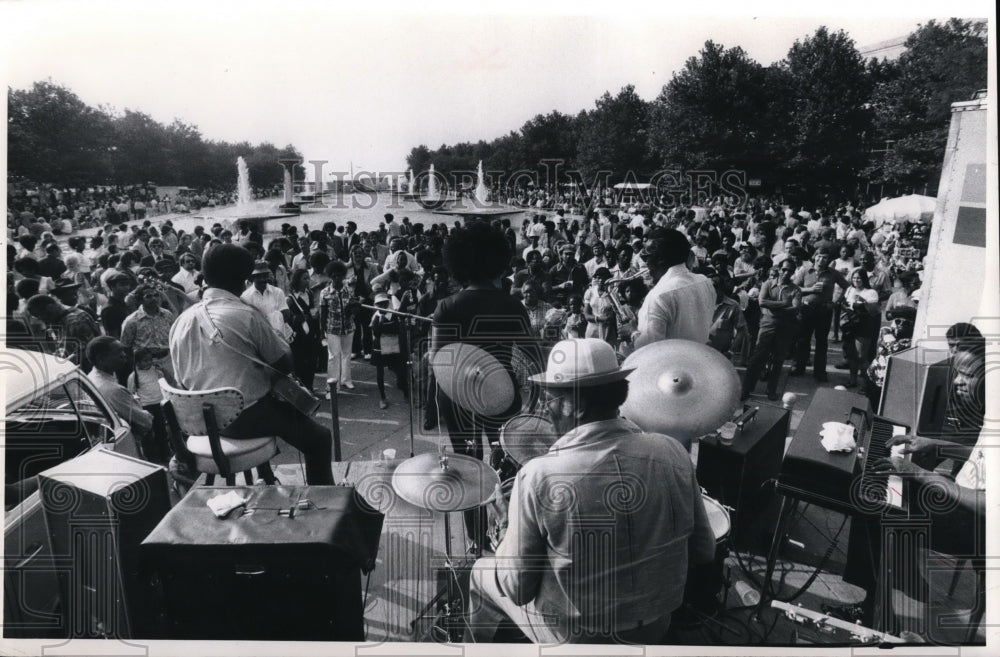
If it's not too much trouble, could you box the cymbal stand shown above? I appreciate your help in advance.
[410,450,472,642]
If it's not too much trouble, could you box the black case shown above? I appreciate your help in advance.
[140,485,383,641]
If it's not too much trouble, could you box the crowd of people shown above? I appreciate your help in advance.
[7,182,279,235]
[8,195,932,447]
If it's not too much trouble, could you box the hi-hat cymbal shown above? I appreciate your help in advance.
[431,343,515,416]
[620,339,741,443]
[391,452,500,512]
[500,414,558,466]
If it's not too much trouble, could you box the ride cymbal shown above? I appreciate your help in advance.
[620,339,741,443]
[431,343,515,416]
[391,452,500,512]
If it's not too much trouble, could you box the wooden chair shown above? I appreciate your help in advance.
[159,379,278,486]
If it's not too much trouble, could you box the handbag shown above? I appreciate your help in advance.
[195,303,321,416]
[839,305,862,333]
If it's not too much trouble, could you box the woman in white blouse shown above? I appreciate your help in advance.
[841,268,881,387]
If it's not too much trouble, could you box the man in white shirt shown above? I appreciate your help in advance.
[241,261,290,339]
[382,237,419,273]
[171,253,202,295]
[521,234,549,262]
[583,240,609,278]
[632,229,716,348]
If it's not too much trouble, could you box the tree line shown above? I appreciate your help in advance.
[7,82,303,190]
[405,20,986,201]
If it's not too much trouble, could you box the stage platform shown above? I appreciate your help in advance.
[254,456,983,646]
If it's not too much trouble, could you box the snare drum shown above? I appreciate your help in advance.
[682,494,732,618]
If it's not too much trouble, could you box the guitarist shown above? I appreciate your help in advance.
[169,243,335,485]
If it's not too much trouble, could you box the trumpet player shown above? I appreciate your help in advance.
[633,228,715,348]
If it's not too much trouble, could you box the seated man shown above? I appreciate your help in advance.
[845,347,986,639]
[168,244,334,485]
[85,336,156,459]
[468,338,716,644]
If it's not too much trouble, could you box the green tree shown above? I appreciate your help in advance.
[7,80,115,185]
[864,19,987,193]
[781,27,874,197]
[575,85,652,181]
[519,110,579,172]
[649,41,776,178]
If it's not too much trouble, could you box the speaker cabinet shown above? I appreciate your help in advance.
[696,404,789,552]
[39,447,171,639]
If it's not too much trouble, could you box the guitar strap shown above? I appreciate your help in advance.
[193,300,281,376]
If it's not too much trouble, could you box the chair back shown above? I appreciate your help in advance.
[158,379,245,435]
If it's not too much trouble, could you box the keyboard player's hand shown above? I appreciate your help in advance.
[887,434,941,456]
[871,456,928,478]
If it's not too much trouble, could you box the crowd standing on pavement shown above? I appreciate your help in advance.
[7,191,931,478]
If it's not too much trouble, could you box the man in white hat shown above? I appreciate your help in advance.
[467,338,716,643]
[241,260,290,339]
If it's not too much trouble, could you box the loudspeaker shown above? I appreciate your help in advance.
[38,447,171,639]
[696,404,789,552]
[879,346,951,434]
[140,485,384,641]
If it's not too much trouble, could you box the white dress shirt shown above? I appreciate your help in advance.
[634,264,716,348]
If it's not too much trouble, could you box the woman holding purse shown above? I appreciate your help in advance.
[840,268,881,388]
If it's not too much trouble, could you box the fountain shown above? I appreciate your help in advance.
[474,160,489,205]
[237,156,253,208]
[427,159,523,222]
[426,164,439,201]
[408,169,415,194]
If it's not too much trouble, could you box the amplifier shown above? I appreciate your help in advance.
[879,345,951,434]
[38,447,171,639]
[140,485,384,641]
[696,404,789,552]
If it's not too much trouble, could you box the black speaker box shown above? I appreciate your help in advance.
[696,404,789,552]
[38,447,171,639]
[140,485,383,641]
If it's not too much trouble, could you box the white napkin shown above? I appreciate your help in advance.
[207,491,250,518]
[819,422,857,453]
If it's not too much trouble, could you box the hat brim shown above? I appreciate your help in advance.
[528,367,635,388]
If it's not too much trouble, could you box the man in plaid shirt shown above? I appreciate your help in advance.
[319,260,359,397]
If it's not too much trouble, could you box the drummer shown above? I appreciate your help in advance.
[467,338,716,643]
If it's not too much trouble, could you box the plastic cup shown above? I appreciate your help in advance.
[718,422,738,445]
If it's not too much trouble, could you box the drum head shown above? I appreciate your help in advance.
[702,494,731,541]
[499,414,557,466]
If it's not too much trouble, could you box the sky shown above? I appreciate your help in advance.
[1,0,993,180]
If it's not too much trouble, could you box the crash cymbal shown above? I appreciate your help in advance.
[431,343,515,416]
[391,452,500,512]
[500,414,558,466]
[620,339,741,444]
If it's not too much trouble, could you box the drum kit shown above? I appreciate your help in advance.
[390,339,742,639]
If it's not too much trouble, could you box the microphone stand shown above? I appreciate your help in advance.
[362,303,430,457]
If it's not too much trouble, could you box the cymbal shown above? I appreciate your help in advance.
[391,452,501,512]
[431,343,515,416]
[620,339,741,444]
[500,414,557,466]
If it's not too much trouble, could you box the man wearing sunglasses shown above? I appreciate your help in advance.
[467,338,715,643]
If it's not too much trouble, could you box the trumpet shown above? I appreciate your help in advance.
[608,267,649,285]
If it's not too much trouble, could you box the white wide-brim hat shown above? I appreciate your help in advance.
[529,338,634,388]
